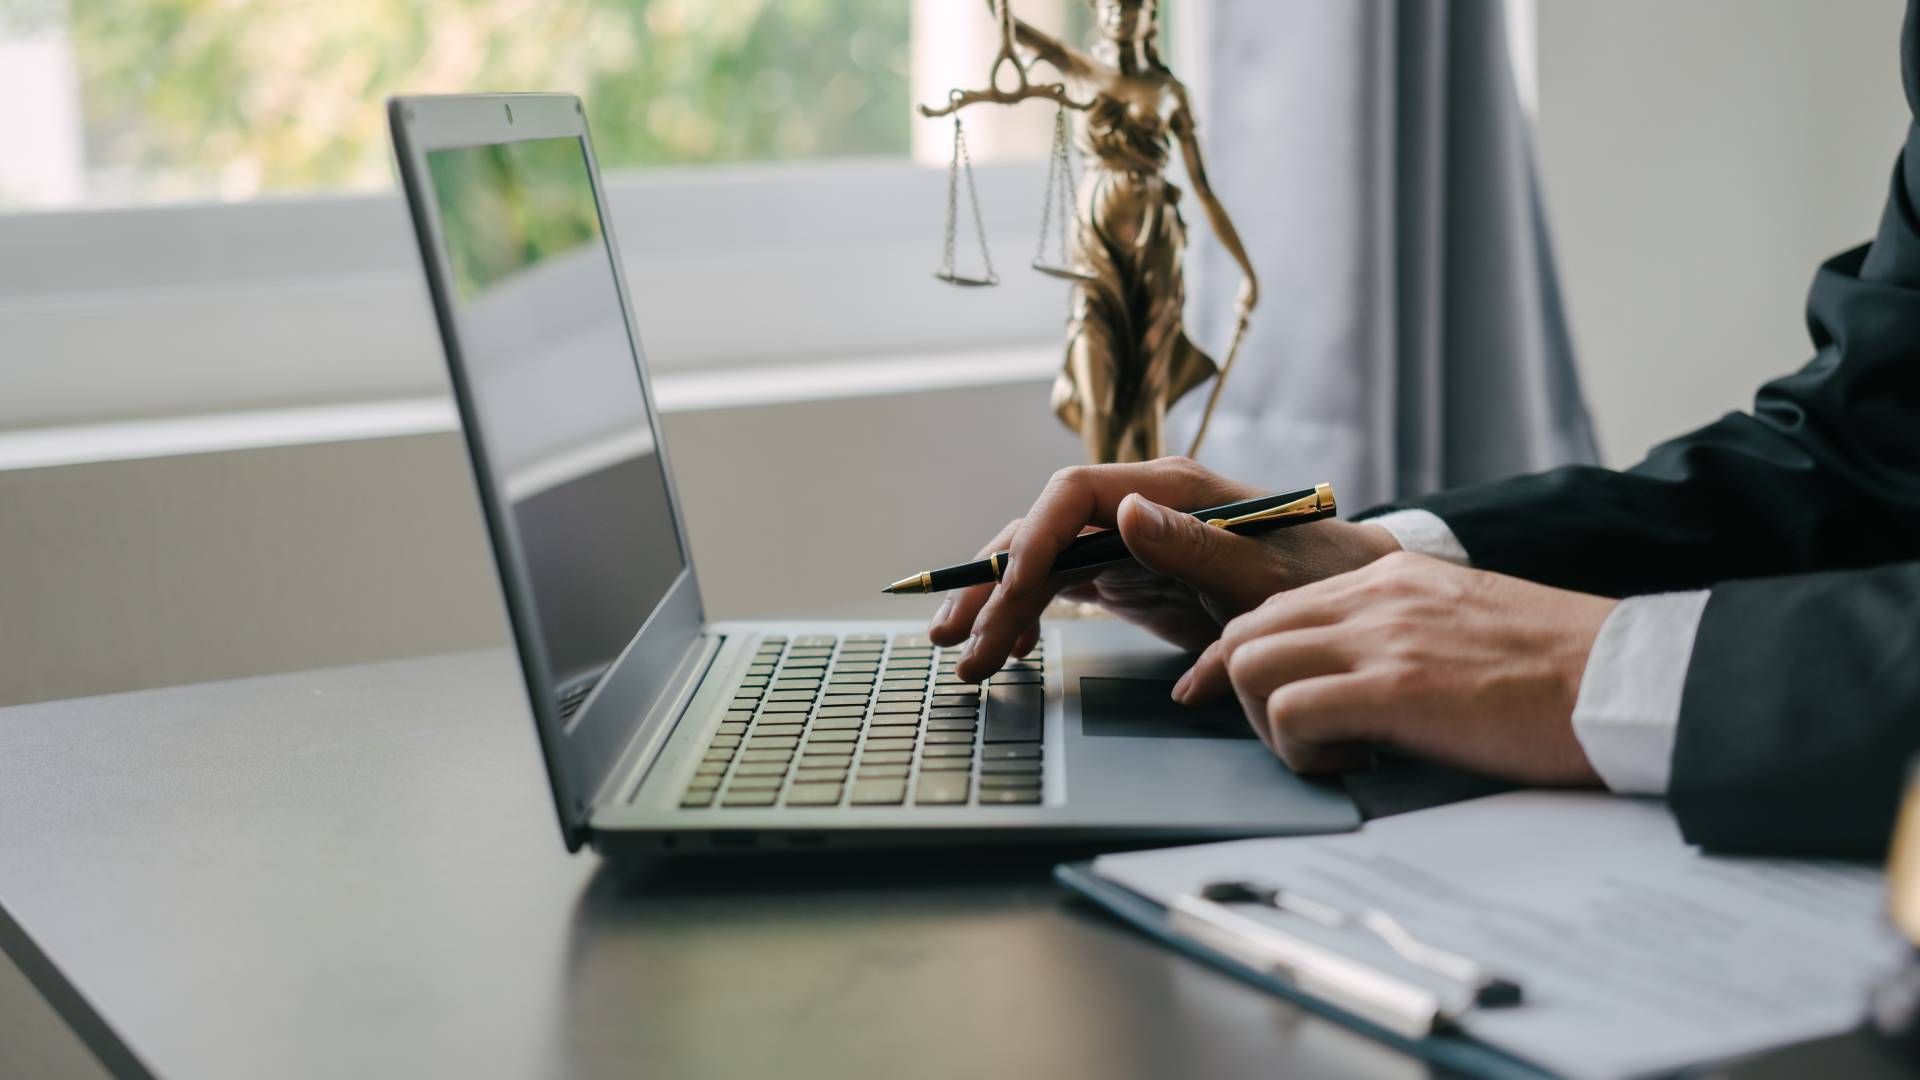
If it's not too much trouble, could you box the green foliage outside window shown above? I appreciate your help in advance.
[8,0,910,203]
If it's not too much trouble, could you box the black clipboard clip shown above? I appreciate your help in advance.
[1167,880,1524,1039]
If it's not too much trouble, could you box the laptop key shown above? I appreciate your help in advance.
[703,748,736,763]
[864,738,916,753]
[811,715,863,730]
[794,766,848,783]
[708,735,742,749]
[927,707,978,721]
[804,729,859,744]
[929,695,979,710]
[857,765,909,781]
[727,774,783,791]
[979,771,1041,789]
[922,729,973,744]
[915,773,970,804]
[734,761,791,777]
[983,684,1042,743]
[860,750,912,766]
[722,789,779,807]
[915,757,972,772]
[850,779,908,805]
[715,722,748,737]
[920,743,974,758]
[980,759,1041,775]
[982,744,1041,761]
[739,748,793,763]
[992,672,1043,686]
[785,783,844,806]
[681,790,716,808]
[978,785,1041,804]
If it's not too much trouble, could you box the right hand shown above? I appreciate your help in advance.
[929,457,1404,681]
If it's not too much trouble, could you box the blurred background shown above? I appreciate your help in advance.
[0,0,1906,705]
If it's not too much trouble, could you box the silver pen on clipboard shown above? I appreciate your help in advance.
[1167,880,1523,1039]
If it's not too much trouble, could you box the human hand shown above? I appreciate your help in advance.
[1176,553,1617,784]
[928,457,1403,681]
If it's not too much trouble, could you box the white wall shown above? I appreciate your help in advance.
[1536,0,1910,467]
[0,378,1079,708]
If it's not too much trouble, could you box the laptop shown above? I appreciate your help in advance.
[387,93,1359,855]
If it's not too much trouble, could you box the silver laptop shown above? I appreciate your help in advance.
[387,93,1359,855]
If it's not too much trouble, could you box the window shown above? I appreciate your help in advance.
[0,1,1149,434]
[0,0,1114,210]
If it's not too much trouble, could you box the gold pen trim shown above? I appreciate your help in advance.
[989,552,1006,580]
[884,571,933,595]
[1206,482,1337,530]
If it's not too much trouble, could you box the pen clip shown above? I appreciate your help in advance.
[1194,880,1523,1012]
[1206,483,1336,529]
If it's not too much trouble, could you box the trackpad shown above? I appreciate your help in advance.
[1079,677,1257,740]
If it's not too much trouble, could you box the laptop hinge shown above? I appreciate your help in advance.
[588,630,724,819]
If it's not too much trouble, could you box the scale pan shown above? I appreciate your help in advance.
[934,271,1000,287]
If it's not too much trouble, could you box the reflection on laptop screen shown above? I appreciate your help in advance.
[426,136,687,705]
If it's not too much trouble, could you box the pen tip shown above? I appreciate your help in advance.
[883,573,931,595]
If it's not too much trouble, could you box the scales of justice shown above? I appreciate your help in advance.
[919,0,1260,465]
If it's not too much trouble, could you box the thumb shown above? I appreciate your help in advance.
[1117,493,1270,604]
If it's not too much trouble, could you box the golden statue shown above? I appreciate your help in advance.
[920,0,1259,464]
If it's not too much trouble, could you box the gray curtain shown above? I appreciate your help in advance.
[1168,0,1598,510]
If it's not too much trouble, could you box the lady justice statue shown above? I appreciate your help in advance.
[920,0,1259,464]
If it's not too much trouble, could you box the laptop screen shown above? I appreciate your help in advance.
[424,136,687,702]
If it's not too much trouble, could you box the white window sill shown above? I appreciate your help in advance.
[0,344,1058,472]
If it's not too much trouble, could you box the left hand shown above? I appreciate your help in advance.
[1174,552,1618,785]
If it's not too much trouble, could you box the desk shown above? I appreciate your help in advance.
[0,651,1908,1080]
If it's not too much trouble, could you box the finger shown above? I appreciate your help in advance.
[1223,630,1350,751]
[929,518,1023,646]
[1010,624,1040,658]
[1261,674,1391,774]
[1172,586,1348,703]
[968,460,1257,680]
[1115,493,1283,613]
[1222,628,1353,708]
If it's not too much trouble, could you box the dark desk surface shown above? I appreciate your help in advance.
[0,650,1908,1080]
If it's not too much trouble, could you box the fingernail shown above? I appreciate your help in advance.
[960,634,978,664]
[931,595,955,628]
[1171,669,1193,702]
[1131,496,1171,541]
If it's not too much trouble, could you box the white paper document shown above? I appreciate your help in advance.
[1092,791,1897,1079]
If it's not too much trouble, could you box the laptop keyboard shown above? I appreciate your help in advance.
[679,633,1045,810]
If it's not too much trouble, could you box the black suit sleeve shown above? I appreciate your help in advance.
[1669,561,1920,857]
[1363,0,1920,855]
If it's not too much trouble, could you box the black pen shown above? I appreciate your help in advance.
[882,483,1336,595]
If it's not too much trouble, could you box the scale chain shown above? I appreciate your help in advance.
[959,117,995,283]
[1035,106,1076,269]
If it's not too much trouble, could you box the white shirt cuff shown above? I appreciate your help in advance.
[1364,509,1471,566]
[1570,590,1711,795]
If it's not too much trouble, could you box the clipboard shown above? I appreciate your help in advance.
[1053,860,1555,1080]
